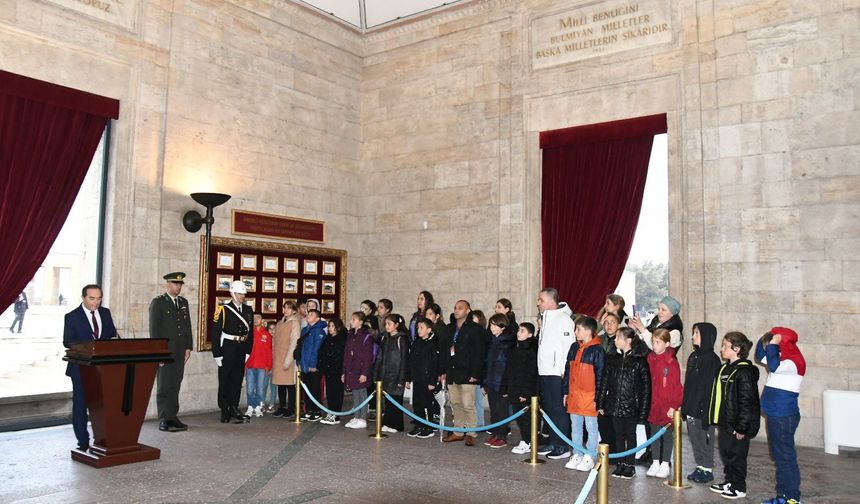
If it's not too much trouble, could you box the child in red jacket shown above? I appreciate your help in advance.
[646,328,683,478]
[245,313,273,417]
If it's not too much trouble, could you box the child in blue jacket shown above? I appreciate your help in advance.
[298,309,327,421]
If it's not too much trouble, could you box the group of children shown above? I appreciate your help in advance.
[234,292,805,504]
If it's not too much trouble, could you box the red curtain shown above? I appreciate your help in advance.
[541,114,667,316]
[0,70,119,311]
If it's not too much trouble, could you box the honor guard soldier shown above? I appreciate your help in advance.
[149,272,194,432]
[212,280,254,423]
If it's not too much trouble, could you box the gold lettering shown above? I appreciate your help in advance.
[592,3,639,22]
[559,15,588,29]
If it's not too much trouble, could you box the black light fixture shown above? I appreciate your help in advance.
[182,192,231,271]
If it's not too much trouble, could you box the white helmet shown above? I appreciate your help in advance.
[229,280,247,294]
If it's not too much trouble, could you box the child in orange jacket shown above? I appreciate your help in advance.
[562,316,605,472]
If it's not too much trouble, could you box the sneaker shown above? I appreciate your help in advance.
[488,437,507,449]
[346,418,367,429]
[698,469,714,483]
[245,406,254,417]
[511,441,530,454]
[619,464,636,479]
[381,425,398,433]
[272,408,288,418]
[416,428,435,439]
[635,452,653,466]
[687,467,702,481]
[710,482,732,494]
[721,486,746,500]
[646,460,661,477]
[307,412,322,422]
[254,406,264,417]
[319,414,339,425]
[575,455,595,472]
[407,427,422,437]
[546,447,571,460]
[536,443,554,455]
[564,453,584,470]
[483,435,497,446]
[655,461,671,479]
[761,497,801,504]
[611,463,626,478]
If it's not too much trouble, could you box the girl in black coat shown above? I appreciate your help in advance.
[597,327,651,478]
[373,314,410,432]
[318,317,347,425]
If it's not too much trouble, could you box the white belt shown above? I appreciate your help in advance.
[221,333,247,344]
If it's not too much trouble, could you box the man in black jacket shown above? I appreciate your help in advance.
[441,300,485,446]
[709,331,760,500]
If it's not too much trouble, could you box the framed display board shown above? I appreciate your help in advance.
[197,236,347,352]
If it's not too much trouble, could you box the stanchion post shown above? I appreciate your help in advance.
[369,381,387,439]
[294,370,303,424]
[522,396,544,465]
[664,409,691,489]
[596,443,609,504]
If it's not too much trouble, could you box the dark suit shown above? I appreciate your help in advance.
[211,302,253,414]
[149,293,193,422]
[63,305,117,447]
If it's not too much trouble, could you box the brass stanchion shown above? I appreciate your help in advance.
[369,381,387,439]
[523,396,544,465]
[664,409,690,489]
[293,370,303,424]
[596,443,609,504]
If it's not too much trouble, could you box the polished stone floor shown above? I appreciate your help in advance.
[1,410,858,504]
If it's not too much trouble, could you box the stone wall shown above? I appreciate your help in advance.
[2,0,857,447]
[355,0,859,448]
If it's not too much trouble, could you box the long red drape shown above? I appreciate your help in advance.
[540,114,667,316]
[0,70,119,311]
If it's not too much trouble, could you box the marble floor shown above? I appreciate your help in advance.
[1,410,858,504]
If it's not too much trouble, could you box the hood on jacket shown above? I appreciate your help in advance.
[771,326,806,376]
[693,322,718,353]
[629,337,650,358]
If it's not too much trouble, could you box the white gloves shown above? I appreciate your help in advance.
[214,356,223,367]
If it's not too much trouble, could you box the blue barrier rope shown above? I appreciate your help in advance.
[300,381,376,417]
[383,392,527,433]
[541,410,668,459]
[573,466,599,504]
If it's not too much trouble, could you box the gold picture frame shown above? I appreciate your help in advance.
[217,252,234,269]
[322,280,336,295]
[262,298,277,314]
[216,274,233,291]
[322,299,335,314]
[198,237,347,352]
[302,279,317,295]
[240,276,256,292]
[240,254,257,271]
[262,256,279,272]
[261,277,278,293]
[304,260,318,275]
[283,278,298,294]
[322,261,336,276]
[244,297,256,310]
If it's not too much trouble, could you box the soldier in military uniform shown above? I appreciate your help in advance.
[149,272,194,432]
[212,280,254,423]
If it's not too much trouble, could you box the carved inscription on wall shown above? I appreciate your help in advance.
[531,0,672,70]
[44,0,137,30]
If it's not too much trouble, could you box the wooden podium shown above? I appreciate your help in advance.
[63,338,173,468]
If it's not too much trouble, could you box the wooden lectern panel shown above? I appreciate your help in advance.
[64,339,173,468]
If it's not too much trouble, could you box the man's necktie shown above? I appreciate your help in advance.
[91,311,100,339]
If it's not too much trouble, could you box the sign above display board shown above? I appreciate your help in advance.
[530,0,672,70]
[232,209,325,243]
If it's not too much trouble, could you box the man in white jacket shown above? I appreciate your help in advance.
[536,288,576,459]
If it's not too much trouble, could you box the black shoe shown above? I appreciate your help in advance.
[220,408,231,423]
[407,427,422,438]
[234,406,251,420]
[611,463,625,478]
[620,464,636,479]
[76,443,89,451]
[546,447,571,459]
[159,420,170,431]
[416,428,435,439]
[537,443,553,455]
[635,452,652,466]
[229,406,248,423]
[272,407,288,418]
[167,419,188,431]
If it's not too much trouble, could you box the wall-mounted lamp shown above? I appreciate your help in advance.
[182,192,231,271]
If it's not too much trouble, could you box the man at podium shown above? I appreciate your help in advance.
[63,284,117,451]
